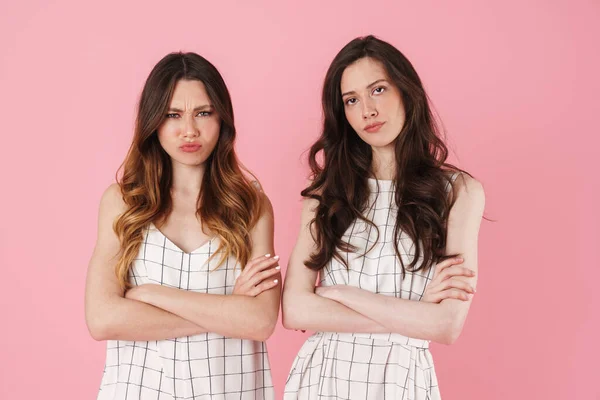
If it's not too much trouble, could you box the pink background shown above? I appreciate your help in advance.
[1,1,598,399]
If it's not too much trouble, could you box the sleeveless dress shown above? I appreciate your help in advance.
[98,224,275,400]
[284,177,456,399]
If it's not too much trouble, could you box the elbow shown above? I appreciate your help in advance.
[281,296,304,330]
[86,316,111,341]
[281,312,295,330]
[437,315,466,345]
[254,320,277,342]
[86,306,119,341]
[282,310,299,330]
[248,312,278,342]
[439,328,461,345]
[252,327,275,342]
[85,296,127,341]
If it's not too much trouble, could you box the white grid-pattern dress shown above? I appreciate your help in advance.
[98,224,275,400]
[284,177,455,400]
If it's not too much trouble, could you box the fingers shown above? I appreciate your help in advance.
[248,277,280,296]
[233,253,281,296]
[424,269,476,303]
[436,278,475,295]
[432,257,464,280]
[436,265,476,283]
[246,265,281,288]
[433,288,472,302]
[243,254,280,277]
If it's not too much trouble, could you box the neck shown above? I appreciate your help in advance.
[170,161,205,196]
[371,144,396,180]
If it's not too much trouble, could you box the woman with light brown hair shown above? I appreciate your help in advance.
[85,52,279,400]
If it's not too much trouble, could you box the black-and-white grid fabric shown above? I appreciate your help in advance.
[284,176,458,399]
[98,224,275,400]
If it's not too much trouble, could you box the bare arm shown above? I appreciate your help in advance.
[127,191,282,342]
[84,184,208,341]
[282,198,389,333]
[320,175,485,344]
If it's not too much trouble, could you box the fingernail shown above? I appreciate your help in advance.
[274,279,279,283]
[265,254,271,258]
[273,255,280,260]
[275,266,281,270]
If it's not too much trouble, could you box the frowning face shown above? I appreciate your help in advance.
[157,79,221,167]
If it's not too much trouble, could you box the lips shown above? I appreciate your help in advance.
[364,122,385,133]
[180,144,202,152]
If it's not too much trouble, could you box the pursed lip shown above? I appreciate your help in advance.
[364,121,385,133]
[179,143,202,152]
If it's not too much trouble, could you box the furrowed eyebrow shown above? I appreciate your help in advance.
[167,105,214,112]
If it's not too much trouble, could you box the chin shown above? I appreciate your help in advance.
[362,137,396,149]
[173,157,208,167]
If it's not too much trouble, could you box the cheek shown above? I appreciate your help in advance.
[198,120,221,153]
[344,107,362,131]
[382,95,405,120]
[205,120,221,142]
[157,123,185,155]
[157,130,167,147]
[157,122,179,140]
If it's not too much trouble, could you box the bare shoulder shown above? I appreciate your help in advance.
[248,183,275,255]
[99,183,127,222]
[249,179,264,193]
[249,180,274,219]
[91,184,126,260]
[300,178,321,216]
[452,173,485,208]
[301,196,319,216]
[258,190,274,220]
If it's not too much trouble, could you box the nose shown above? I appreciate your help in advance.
[362,98,378,120]
[181,116,199,141]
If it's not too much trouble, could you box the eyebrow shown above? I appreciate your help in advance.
[167,105,214,112]
[341,79,388,97]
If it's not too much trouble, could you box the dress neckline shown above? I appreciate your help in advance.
[148,222,215,255]
[367,177,395,191]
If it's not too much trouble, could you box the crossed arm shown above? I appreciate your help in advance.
[84,183,281,342]
[282,175,485,345]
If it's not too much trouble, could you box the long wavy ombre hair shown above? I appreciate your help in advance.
[113,52,262,289]
[302,35,468,275]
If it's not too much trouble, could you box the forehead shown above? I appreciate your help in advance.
[169,79,211,105]
[340,57,388,93]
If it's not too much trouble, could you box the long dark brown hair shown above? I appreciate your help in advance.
[302,35,467,275]
[114,52,262,289]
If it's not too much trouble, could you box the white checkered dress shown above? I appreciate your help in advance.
[98,224,275,400]
[284,177,457,399]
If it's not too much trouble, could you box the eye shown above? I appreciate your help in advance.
[166,113,179,118]
[197,111,213,117]
[373,86,386,95]
[345,98,358,106]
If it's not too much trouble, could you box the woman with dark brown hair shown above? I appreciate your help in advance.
[85,52,279,399]
[282,36,485,399]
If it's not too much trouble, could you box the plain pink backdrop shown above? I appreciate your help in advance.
[1,1,598,399]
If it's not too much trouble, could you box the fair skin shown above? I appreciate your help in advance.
[341,57,406,180]
[282,57,485,344]
[85,79,281,342]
